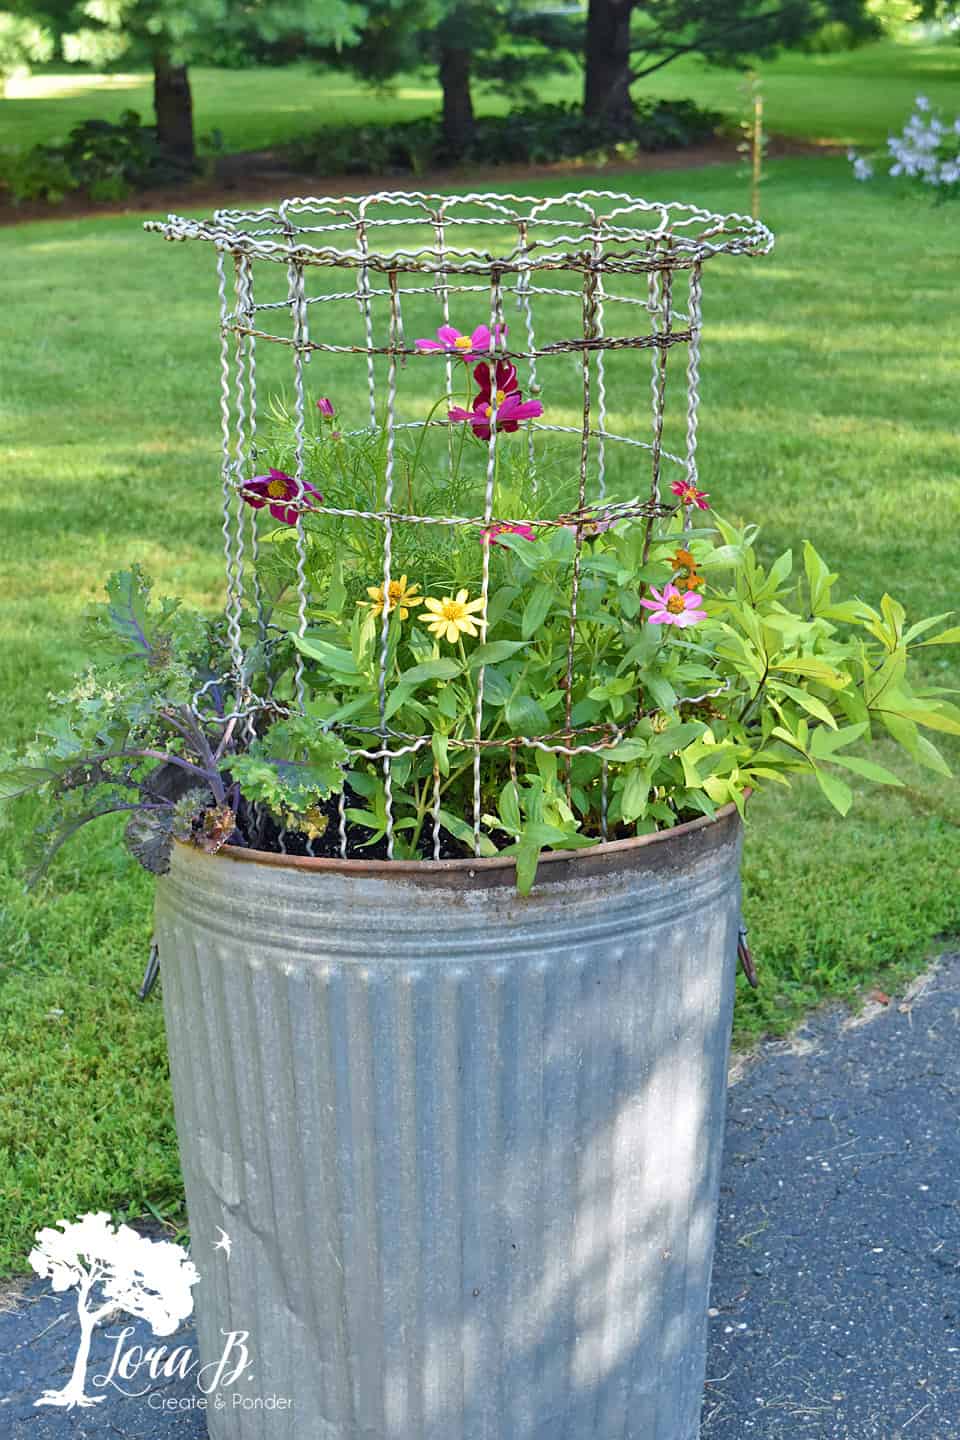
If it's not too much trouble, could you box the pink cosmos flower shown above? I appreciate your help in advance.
[670,480,710,510]
[480,521,537,546]
[242,469,322,526]
[415,323,508,362]
[316,396,335,417]
[448,393,543,440]
[639,583,706,628]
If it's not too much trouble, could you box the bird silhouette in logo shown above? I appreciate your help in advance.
[213,1227,233,1261]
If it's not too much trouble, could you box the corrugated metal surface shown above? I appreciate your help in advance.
[154,808,742,1440]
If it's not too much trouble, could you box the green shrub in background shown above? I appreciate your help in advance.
[0,95,722,203]
[0,109,195,203]
[290,99,724,177]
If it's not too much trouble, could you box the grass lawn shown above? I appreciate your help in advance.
[0,155,958,1276]
[3,38,958,155]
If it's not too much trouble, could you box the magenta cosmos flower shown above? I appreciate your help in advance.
[639,583,706,628]
[415,323,508,362]
[474,359,518,404]
[449,393,543,440]
[316,396,335,417]
[670,480,710,510]
[480,521,536,546]
[242,469,322,526]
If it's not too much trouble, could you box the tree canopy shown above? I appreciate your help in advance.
[11,0,366,158]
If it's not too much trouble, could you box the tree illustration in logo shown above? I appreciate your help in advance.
[29,1211,200,1409]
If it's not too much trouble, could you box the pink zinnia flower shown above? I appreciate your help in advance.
[473,359,518,404]
[316,396,335,417]
[670,480,710,510]
[639,583,706,628]
[242,469,322,526]
[415,323,508,362]
[480,521,536,546]
[449,393,543,440]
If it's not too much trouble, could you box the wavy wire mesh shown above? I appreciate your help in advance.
[147,191,773,861]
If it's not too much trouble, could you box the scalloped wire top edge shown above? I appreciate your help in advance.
[143,189,775,267]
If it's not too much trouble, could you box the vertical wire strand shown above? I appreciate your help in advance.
[216,249,243,673]
[286,255,310,709]
[379,272,400,860]
[591,218,608,501]
[684,262,703,535]
[354,209,376,858]
[238,254,266,646]
[564,264,595,803]
[234,253,262,843]
[286,246,313,854]
[435,206,455,480]
[231,255,249,654]
[472,270,505,857]
[431,761,442,861]
[357,215,377,431]
[516,220,539,489]
[642,259,673,564]
[338,789,348,860]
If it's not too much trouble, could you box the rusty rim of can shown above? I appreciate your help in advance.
[201,799,744,887]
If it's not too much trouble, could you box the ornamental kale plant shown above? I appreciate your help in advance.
[848,94,960,195]
[5,323,960,894]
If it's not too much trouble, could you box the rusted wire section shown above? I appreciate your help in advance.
[216,326,695,359]
[234,489,675,528]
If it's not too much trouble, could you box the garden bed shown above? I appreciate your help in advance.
[0,132,831,226]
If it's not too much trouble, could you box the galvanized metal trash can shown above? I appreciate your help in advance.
[154,804,743,1440]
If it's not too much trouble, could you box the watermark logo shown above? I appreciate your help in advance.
[29,1211,201,1410]
[26,1210,269,1415]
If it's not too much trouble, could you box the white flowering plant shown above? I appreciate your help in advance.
[848,94,960,194]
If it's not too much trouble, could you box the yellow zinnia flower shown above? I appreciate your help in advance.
[420,589,486,644]
[363,575,422,621]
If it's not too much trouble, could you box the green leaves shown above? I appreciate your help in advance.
[436,809,498,857]
[803,540,837,615]
[382,658,464,723]
[510,823,594,896]
[230,717,348,814]
[398,658,462,685]
[467,640,529,668]
[823,755,903,786]
[772,657,849,688]
[0,764,59,800]
[521,582,555,640]
[294,634,361,675]
[505,693,551,733]
[6,451,958,895]
[813,768,853,816]
[100,567,155,659]
[916,624,960,647]
[769,681,838,729]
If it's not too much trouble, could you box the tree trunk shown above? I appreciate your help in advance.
[152,51,195,165]
[584,0,636,126]
[438,44,476,154]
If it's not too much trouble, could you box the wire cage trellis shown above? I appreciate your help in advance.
[147,190,773,863]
